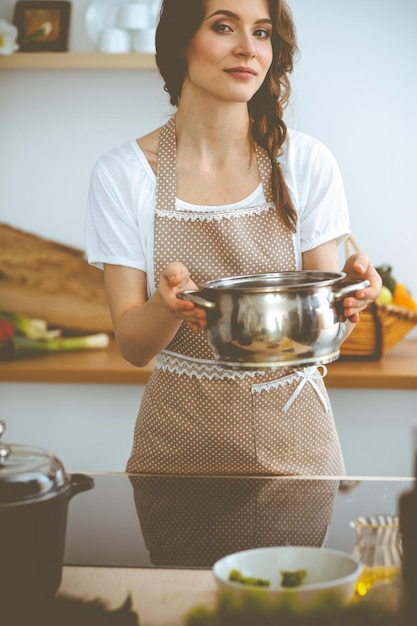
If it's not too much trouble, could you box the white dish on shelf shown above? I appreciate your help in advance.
[85,0,123,45]
[119,3,149,30]
[98,27,131,53]
[132,28,155,53]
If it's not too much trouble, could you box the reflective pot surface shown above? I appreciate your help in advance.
[179,271,369,369]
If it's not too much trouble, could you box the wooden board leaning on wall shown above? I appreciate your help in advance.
[0,224,113,334]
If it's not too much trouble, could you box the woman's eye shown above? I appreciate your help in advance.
[211,22,271,39]
[254,28,271,39]
[212,23,233,34]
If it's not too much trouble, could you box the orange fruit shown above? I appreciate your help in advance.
[393,283,417,310]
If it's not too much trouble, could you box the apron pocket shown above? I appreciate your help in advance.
[251,366,331,474]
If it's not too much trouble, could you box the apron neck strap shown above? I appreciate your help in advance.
[155,115,177,210]
[155,115,274,208]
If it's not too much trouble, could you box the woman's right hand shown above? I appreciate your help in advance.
[159,262,207,333]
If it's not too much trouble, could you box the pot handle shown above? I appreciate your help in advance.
[177,289,217,309]
[69,473,95,499]
[330,279,370,302]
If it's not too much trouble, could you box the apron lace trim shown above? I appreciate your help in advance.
[156,350,267,380]
[251,365,330,413]
[156,353,329,413]
[155,202,274,222]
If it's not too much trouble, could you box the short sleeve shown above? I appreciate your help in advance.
[282,131,351,254]
[85,142,155,272]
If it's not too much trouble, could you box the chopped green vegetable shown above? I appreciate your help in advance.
[280,569,308,588]
[186,589,398,626]
[228,568,271,588]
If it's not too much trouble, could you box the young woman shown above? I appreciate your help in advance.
[86,0,381,475]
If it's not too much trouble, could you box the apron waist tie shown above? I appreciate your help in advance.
[283,365,328,413]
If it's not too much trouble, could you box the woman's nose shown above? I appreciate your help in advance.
[235,32,256,58]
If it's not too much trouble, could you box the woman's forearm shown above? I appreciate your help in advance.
[114,290,183,367]
[103,262,206,367]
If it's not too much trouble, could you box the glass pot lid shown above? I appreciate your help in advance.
[0,420,69,505]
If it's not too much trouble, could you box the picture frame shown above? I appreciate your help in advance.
[13,1,72,52]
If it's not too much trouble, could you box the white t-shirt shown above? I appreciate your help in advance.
[85,128,350,297]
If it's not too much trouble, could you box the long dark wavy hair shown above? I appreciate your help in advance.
[155,0,299,232]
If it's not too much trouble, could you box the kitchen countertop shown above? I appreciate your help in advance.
[59,472,413,625]
[1,337,416,389]
[59,566,216,626]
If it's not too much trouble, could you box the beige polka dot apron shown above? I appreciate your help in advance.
[126,116,345,476]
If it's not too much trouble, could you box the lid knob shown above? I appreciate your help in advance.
[0,443,11,467]
[0,420,11,468]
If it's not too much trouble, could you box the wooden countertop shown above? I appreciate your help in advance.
[59,566,216,626]
[1,338,416,390]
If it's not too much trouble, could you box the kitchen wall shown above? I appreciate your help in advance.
[1,0,416,295]
[1,0,416,475]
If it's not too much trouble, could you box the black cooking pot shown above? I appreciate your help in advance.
[0,420,94,612]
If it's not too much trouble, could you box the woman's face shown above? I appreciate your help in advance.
[182,0,273,105]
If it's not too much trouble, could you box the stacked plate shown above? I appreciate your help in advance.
[85,0,159,52]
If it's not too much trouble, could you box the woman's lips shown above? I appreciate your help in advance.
[224,67,257,79]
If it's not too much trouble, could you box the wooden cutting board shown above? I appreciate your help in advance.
[0,223,113,333]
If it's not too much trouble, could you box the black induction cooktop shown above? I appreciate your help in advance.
[64,473,411,570]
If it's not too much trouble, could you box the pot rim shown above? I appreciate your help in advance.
[201,270,346,293]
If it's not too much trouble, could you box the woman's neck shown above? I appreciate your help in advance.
[173,101,260,205]
[175,103,252,167]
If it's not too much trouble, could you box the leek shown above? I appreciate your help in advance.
[0,333,109,361]
[0,311,60,339]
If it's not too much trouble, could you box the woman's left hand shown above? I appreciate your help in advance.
[342,253,382,322]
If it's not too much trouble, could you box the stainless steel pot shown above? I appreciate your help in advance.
[178,271,369,369]
[0,420,94,614]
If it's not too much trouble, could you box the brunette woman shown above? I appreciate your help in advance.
[86,0,381,475]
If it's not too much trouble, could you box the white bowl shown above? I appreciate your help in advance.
[213,546,361,608]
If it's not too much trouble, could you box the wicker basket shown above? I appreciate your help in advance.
[339,237,417,361]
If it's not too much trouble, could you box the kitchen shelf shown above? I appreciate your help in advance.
[0,52,156,70]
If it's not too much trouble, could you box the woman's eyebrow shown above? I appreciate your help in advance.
[205,9,272,25]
